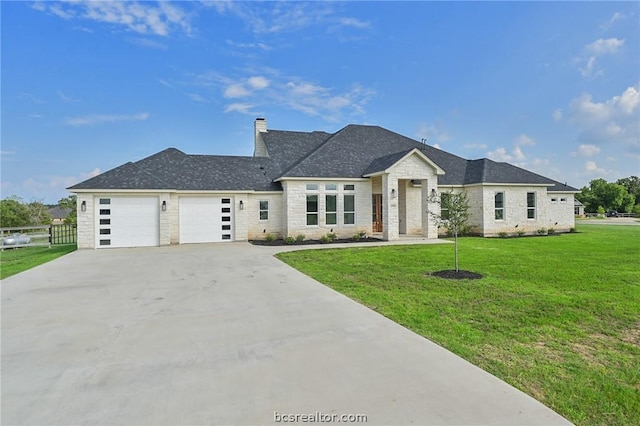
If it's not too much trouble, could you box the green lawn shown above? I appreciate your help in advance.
[277,225,640,426]
[0,244,77,280]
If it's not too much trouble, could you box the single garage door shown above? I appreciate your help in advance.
[96,197,159,248]
[179,197,234,243]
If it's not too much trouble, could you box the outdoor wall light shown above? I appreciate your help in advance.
[239,200,244,210]
[161,200,167,212]
[391,189,397,198]
[81,201,86,212]
[431,188,436,195]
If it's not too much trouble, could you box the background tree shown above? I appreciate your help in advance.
[58,195,77,224]
[26,201,52,225]
[428,190,471,272]
[0,196,30,227]
[577,178,634,213]
[616,176,639,213]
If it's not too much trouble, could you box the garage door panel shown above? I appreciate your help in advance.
[179,197,233,243]
[96,197,159,248]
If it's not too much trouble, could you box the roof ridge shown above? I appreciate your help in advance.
[275,127,339,178]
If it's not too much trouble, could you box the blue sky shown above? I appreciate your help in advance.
[2,1,639,204]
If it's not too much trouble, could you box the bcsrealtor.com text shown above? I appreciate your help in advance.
[274,411,367,423]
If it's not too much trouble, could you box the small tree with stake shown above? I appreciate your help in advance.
[428,190,476,277]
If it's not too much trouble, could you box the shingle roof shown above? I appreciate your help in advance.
[68,123,578,192]
[69,148,281,191]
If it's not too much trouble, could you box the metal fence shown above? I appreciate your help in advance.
[1,224,77,249]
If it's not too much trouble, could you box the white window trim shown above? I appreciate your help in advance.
[306,194,319,227]
[343,193,356,226]
[494,192,505,221]
[259,200,269,221]
[527,192,537,220]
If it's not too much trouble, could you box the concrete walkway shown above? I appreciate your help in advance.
[2,242,572,425]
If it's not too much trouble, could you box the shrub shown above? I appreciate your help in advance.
[498,231,508,238]
[569,227,577,233]
[548,228,556,235]
[517,230,526,237]
[295,234,306,243]
[352,232,361,241]
[265,233,276,242]
[320,233,337,244]
[284,236,295,245]
[537,228,547,235]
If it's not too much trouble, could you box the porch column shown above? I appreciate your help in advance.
[421,179,439,238]
[382,174,399,241]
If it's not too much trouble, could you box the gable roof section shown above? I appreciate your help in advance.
[363,148,446,177]
[69,148,281,191]
[277,125,467,182]
[261,130,330,175]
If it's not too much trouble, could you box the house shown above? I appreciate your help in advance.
[48,206,72,225]
[574,199,585,216]
[69,118,579,249]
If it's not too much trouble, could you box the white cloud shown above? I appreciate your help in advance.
[486,135,535,165]
[600,12,626,30]
[32,1,191,37]
[552,109,562,121]
[187,93,209,103]
[248,76,269,90]
[226,39,272,51]
[585,38,624,55]
[584,160,608,175]
[224,84,251,98]
[515,134,535,146]
[8,168,101,203]
[578,37,625,78]
[224,103,257,115]
[569,84,640,146]
[203,1,370,35]
[574,144,601,157]
[65,112,150,126]
[192,69,374,121]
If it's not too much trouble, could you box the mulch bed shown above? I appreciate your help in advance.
[250,237,383,246]
[428,270,484,280]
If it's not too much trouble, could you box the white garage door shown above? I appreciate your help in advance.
[179,197,234,243]
[95,197,159,248]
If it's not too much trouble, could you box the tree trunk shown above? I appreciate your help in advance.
[454,231,459,272]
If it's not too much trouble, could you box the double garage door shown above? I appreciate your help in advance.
[95,196,234,248]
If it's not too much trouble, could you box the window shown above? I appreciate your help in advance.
[222,198,231,204]
[99,198,111,205]
[222,225,231,230]
[495,192,505,220]
[306,195,318,225]
[325,184,337,191]
[222,207,231,213]
[527,192,536,219]
[343,184,355,191]
[560,197,567,203]
[99,209,111,215]
[306,183,318,190]
[99,219,110,225]
[441,193,451,220]
[259,200,269,220]
[326,195,337,225]
[344,194,355,225]
[99,229,111,235]
[551,197,558,203]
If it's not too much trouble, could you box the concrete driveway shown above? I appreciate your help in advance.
[2,243,571,425]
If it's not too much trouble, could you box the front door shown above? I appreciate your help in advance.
[372,194,383,232]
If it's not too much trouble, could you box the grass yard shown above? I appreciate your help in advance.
[277,225,640,426]
[0,244,77,280]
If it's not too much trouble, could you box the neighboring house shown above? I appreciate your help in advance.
[69,118,579,249]
[48,206,71,225]
[574,199,585,216]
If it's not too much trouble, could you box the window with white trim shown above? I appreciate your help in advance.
[344,194,355,225]
[495,192,505,220]
[343,184,355,191]
[551,197,558,203]
[306,195,318,226]
[259,200,269,221]
[325,184,337,191]
[527,192,536,219]
[326,195,337,225]
[306,183,318,190]
[560,197,567,203]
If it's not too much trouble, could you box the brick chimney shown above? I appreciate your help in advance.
[254,118,268,157]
